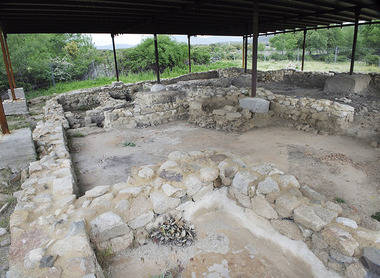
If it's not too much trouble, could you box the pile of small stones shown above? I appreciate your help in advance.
[149,216,196,247]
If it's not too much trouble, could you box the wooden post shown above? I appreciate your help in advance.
[350,9,360,75]
[244,35,248,73]
[111,33,119,82]
[0,30,16,100]
[4,34,16,89]
[301,29,307,71]
[187,35,191,73]
[251,1,258,97]
[154,34,160,84]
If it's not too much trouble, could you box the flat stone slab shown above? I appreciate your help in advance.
[0,128,36,171]
[3,99,28,115]
[239,97,269,113]
[7,88,25,99]
[324,74,371,95]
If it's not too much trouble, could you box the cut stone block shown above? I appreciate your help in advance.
[90,211,130,242]
[3,99,28,115]
[0,128,36,171]
[239,97,269,113]
[8,87,25,99]
[324,74,371,95]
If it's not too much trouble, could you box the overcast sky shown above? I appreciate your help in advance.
[89,34,244,48]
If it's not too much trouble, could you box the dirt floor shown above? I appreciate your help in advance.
[70,122,380,218]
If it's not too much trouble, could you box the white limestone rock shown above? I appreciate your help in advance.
[239,97,269,113]
[322,225,359,256]
[138,167,154,179]
[275,194,302,218]
[119,186,143,198]
[294,205,327,232]
[200,167,219,182]
[278,175,300,189]
[257,177,279,195]
[151,84,166,92]
[231,170,258,195]
[159,160,178,171]
[24,248,44,269]
[128,210,154,229]
[251,195,278,219]
[90,211,130,242]
[85,185,110,198]
[336,217,358,229]
[150,191,180,214]
[162,183,181,197]
[184,174,203,196]
[52,176,74,196]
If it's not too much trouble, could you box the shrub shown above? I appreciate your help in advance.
[364,54,380,66]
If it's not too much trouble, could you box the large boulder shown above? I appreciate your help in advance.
[239,97,270,113]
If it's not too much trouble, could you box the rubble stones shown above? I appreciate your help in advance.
[257,177,279,195]
[321,226,359,256]
[336,217,358,229]
[275,194,302,218]
[138,167,154,179]
[294,205,327,232]
[85,185,110,198]
[199,167,219,182]
[232,170,258,195]
[150,191,180,214]
[251,196,278,219]
[128,211,154,229]
[90,212,130,242]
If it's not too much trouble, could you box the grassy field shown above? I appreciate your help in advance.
[27,59,379,99]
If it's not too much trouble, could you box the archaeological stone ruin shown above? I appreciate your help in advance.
[1,68,380,278]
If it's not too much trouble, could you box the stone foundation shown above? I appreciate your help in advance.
[5,69,380,277]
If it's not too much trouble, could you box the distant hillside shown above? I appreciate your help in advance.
[96,43,133,50]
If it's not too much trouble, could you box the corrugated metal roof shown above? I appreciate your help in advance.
[0,0,379,35]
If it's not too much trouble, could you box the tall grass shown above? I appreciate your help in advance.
[26,59,379,99]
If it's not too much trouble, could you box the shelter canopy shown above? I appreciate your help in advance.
[0,0,379,35]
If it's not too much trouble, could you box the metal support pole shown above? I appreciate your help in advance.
[111,33,119,82]
[251,1,258,97]
[350,9,360,75]
[187,35,191,73]
[244,35,248,73]
[0,31,16,100]
[242,36,245,69]
[4,34,16,89]
[154,34,160,84]
[0,100,10,134]
[301,29,307,71]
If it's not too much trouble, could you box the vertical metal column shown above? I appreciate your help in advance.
[187,35,191,73]
[244,35,248,73]
[0,30,16,100]
[350,9,360,75]
[251,1,259,97]
[301,29,307,71]
[111,33,119,82]
[4,34,16,89]
[0,100,9,134]
[154,34,160,84]
[242,36,245,69]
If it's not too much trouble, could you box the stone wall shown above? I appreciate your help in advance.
[7,105,379,277]
[8,99,104,278]
[257,88,355,133]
